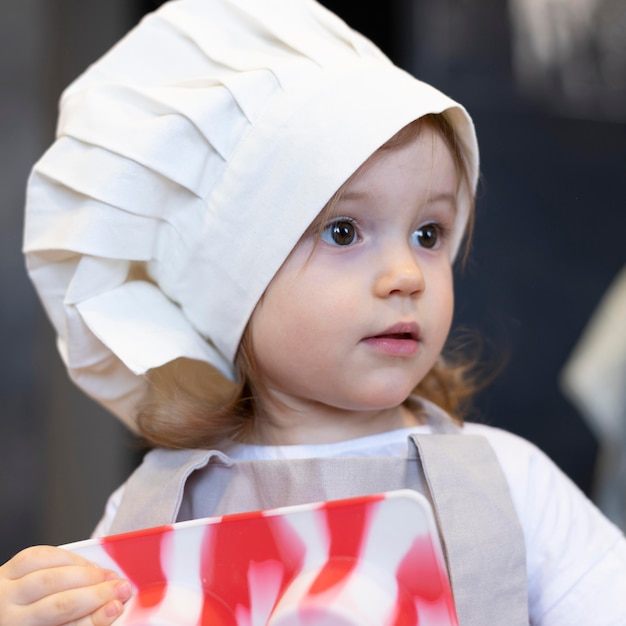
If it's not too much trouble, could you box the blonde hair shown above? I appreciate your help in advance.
[136,113,481,449]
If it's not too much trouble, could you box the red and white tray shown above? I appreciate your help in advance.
[63,489,457,625]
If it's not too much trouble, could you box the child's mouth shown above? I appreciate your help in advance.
[362,323,420,355]
[378,332,416,340]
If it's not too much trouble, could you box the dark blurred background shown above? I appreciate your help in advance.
[2,0,625,563]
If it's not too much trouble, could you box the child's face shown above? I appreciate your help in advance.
[249,126,458,436]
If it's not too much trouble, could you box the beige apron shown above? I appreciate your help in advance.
[110,411,529,625]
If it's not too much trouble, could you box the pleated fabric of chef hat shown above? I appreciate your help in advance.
[23,0,479,429]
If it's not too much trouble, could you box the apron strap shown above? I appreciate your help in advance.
[410,433,529,625]
[108,448,228,535]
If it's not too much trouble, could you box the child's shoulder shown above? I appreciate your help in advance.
[463,421,626,623]
[459,421,579,521]
[460,421,546,469]
[458,421,595,516]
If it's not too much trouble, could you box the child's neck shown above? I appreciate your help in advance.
[249,402,423,446]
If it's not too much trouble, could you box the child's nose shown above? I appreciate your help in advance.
[374,245,425,298]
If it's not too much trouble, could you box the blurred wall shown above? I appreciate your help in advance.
[1,0,625,564]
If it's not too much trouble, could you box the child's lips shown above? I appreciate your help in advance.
[362,322,421,355]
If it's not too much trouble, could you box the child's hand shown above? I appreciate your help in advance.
[0,545,131,625]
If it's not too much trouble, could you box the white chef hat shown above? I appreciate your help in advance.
[23,0,479,429]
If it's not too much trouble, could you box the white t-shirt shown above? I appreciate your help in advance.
[94,423,626,625]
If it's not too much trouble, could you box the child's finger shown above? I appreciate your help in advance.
[3,546,97,579]
[18,579,131,626]
[78,598,126,626]
[13,564,123,605]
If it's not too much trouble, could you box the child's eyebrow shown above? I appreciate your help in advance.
[338,189,366,202]
[338,190,458,213]
[339,189,457,202]
[427,191,458,208]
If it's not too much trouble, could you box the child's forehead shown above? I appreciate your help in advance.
[318,123,460,209]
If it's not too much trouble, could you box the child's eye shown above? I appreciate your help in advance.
[412,223,444,249]
[321,219,358,246]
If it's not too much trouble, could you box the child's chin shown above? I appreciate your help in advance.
[355,386,416,410]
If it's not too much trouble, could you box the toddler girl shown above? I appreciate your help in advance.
[2,0,625,624]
